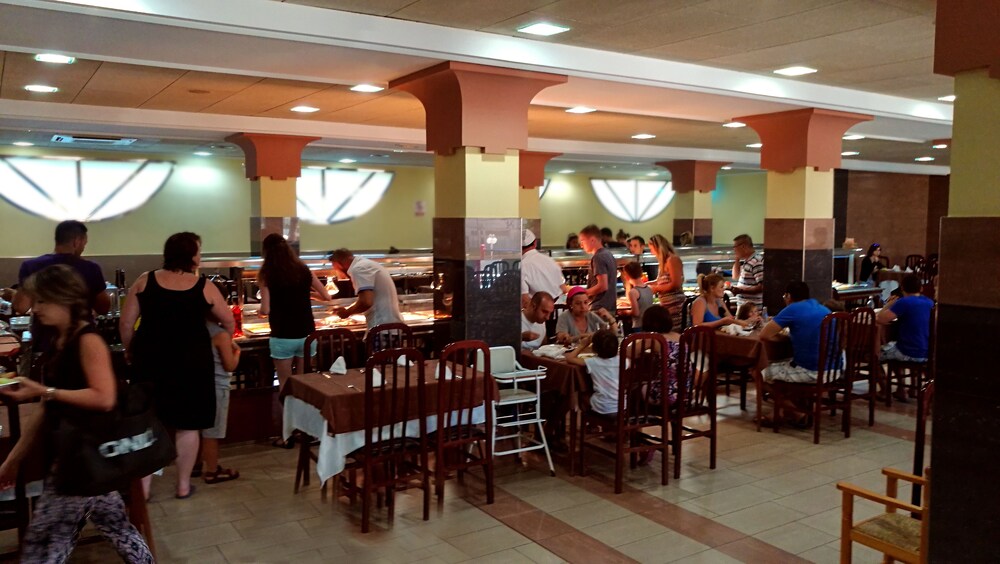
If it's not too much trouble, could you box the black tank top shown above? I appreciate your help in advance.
[266,266,315,339]
[42,324,101,463]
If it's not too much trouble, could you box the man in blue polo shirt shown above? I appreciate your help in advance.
[877,274,933,362]
[759,280,832,384]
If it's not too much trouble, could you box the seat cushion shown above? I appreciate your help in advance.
[499,388,536,403]
[856,513,922,553]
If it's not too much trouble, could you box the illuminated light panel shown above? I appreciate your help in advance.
[631,133,656,140]
[843,134,865,140]
[646,172,660,176]
[517,22,570,36]
[932,143,949,149]
[193,151,212,157]
[773,66,817,76]
[338,158,357,164]
[590,179,675,222]
[721,166,733,170]
[0,156,173,221]
[746,143,763,149]
[566,106,596,114]
[350,84,384,93]
[24,84,59,93]
[722,122,746,128]
[297,168,394,224]
[558,169,575,174]
[12,142,34,147]
[290,105,320,113]
[841,151,860,156]
[35,54,75,64]
[937,95,956,102]
[914,157,935,162]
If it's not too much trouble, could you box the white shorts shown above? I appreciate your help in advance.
[881,342,927,363]
[762,360,817,384]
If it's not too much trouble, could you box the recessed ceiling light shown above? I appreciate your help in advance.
[631,133,656,140]
[558,169,575,174]
[290,105,320,113]
[517,22,570,36]
[307,165,326,170]
[721,166,733,170]
[34,53,75,64]
[937,95,956,102]
[338,158,357,164]
[932,143,949,149]
[24,84,59,93]
[841,151,860,156]
[193,151,212,157]
[914,157,935,162]
[746,143,763,148]
[12,141,34,147]
[350,84,384,93]
[722,121,746,128]
[566,106,596,114]
[646,172,660,176]
[773,66,818,76]
[843,134,865,141]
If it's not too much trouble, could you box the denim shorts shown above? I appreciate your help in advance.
[269,337,316,360]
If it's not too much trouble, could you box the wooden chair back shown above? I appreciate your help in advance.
[677,325,716,413]
[616,332,669,428]
[680,295,697,330]
[363,348,427,461]
[905,254,925,271]
[304,328,362,373]
[436,340,494,449]
[367,323,414,356]
[816,312,851,390]
[846,307,877,377]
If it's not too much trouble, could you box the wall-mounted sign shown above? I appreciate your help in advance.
[0,156,174,221]
[297,168,394,224]
[590,179,675,222]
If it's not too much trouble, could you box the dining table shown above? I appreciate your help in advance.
[279,360,493,484]
[518,348,591,474]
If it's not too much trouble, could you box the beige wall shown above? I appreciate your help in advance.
[712,172,767,244]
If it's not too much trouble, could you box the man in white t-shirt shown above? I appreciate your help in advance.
[329,248,404,330]
[521,291,554,350]
[520,229,569,308]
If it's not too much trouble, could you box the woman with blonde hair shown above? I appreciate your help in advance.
[647,234,686,329]
[691,273,758,329]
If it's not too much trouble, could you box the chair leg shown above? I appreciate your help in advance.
[421,451,430,522]
[361,466,372,534]
[709,413,717,470]
[739,372,748,411]
[294,438,309,493]
[614,432,624,494]
[868,372,876,426]
[578,419,587,477]
[484,455,495,505]
[672,421,682,480]
[660,422,669,486]
[843,387,852,439]
[813,397,822,445]
[536,416,556,477]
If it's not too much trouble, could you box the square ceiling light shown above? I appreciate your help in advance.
[631,133,656,140]
[517,22,570,36]
[773,66,817,76]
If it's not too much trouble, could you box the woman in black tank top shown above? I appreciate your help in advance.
[0,265,153,563]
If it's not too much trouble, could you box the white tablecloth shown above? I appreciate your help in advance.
[282,397,486,483]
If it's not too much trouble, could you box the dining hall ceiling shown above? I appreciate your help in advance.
[0,0,952,175]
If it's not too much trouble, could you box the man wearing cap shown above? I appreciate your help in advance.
[520,229,569,309]
[329,248,404,331]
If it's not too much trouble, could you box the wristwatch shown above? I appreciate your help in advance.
[44,387,56,401]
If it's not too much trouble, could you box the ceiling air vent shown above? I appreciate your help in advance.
[51,134,138,146]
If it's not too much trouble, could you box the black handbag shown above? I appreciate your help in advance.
[52,381,176,497]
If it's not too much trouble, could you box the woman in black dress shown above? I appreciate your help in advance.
[120,232,233,499]
[858,243,884,284]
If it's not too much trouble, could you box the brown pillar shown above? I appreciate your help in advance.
[519,151,561,247]
[226,133,319,255]
[391,62,566,348]
[929,2,1000,558]
[658,160,728,246]
[737,109,872,311]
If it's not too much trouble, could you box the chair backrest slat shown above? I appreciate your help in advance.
[437,340,492,446]
[364,348,425,462]
[847,307,877,377]
[678,325,716,411]
[304,328,362,373]
[367,323,414,357]
[817,312,851,388]
[618,332,670,429]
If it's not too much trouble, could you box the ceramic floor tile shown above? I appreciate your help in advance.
[158,522,242,556]
[685,484,780,515]
[549,499,633,529]
[616,530,710,563]
[773,483,843,516]
[514,542,567,564]
[675,469,757,496]
[752,469,836,496]
[808,455,887,480]
[752,521,837,554]
[445,525,533,558]
[671,549,742,564]
[712,502,806,536]
[581,514,668,548]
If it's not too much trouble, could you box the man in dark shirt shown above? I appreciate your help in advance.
[579,224,619,313]
[15,221,110,347]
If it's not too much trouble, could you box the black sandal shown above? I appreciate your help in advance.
[203,466,240,484]
[271,437,296,449]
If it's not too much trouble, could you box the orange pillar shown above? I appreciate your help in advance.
[928,2,1000,559]
[737,109,871,310]
[226,133,318,254]
[391,62,565,346]
[658,160,728,246]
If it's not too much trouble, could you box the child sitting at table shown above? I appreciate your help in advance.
[565,329,620,415]
[198,320,242,484]
[621,262,654,334]
[736,302,757,322]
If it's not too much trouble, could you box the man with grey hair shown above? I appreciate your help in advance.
[731,233,764,308]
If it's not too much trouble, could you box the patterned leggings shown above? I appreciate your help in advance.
[20,479,154,564]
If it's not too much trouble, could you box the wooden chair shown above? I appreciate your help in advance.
[341,348,430,533]
[769,312,852,444]
[885,306,935,408]
[842,307,878,426]
[433,340,495,505]
[904,254,925,271]
[303,328,363,373]
[366,323,414,356]
[838,467,930,563]
[679,295,696,331]
[671,326,717,479]
[577,333,670,493]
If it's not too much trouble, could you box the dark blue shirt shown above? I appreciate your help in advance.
[890,295,934,359]
[17,253,106,350]
[773,299,831,371]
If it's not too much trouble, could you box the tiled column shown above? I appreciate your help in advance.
[737,109,872,312]
[929,3,1000,558]
[391,62,566,348]
[658,160,727,246]
[226,133,318,255]
[519,151,561,247]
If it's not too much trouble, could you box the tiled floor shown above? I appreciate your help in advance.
[0,392,928,563]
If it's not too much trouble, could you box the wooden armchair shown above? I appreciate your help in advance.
[837,467,930,564]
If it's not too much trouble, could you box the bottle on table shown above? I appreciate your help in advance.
[230,291,244,338]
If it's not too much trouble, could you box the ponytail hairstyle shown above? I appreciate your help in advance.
[698,273,724,295]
